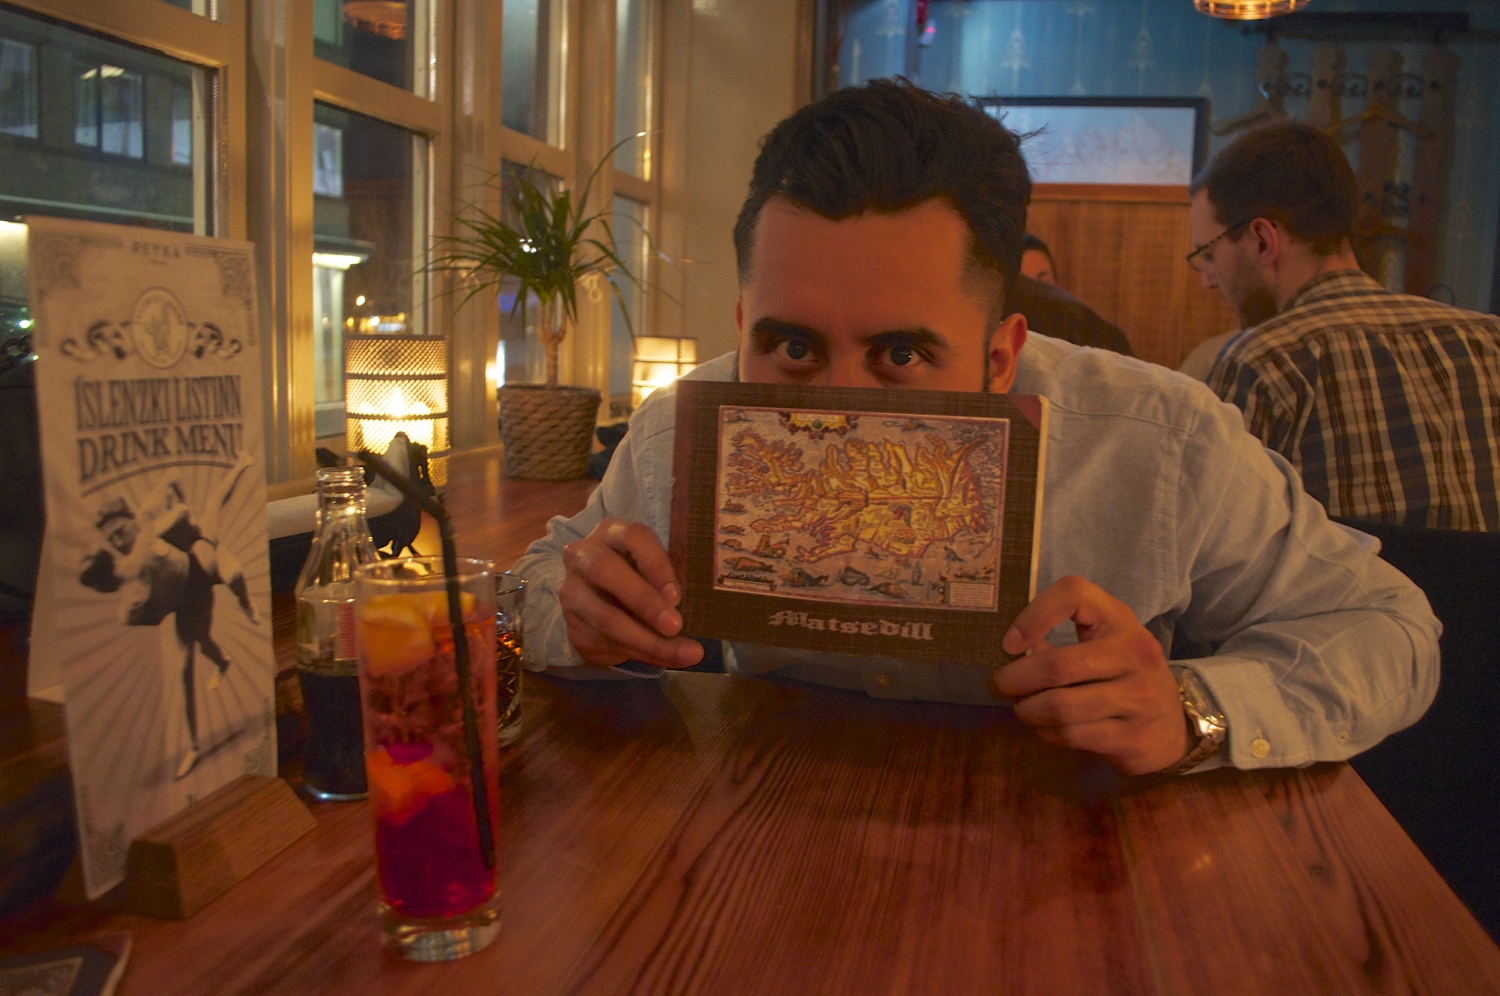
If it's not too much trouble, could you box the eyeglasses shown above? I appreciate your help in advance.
[1185,219,1253,272]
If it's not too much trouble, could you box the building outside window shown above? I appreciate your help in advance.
[170,81,192,164]
[311,102,429,439]
[0,5,209,233]
[313,0,433,97]
[74,62,145,158]
[5,0,671,483]
[0,36,37,138]
[502,0,566,146]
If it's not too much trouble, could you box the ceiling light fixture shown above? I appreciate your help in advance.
[1194,0,1309,21]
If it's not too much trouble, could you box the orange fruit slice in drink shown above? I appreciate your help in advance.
[356,595,436,677]
[403,590,478,627]
[366,746,456,825]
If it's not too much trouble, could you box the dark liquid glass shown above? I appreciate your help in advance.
[298,665,368,799]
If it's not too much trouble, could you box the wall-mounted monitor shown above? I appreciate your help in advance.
[980,97,1210,187]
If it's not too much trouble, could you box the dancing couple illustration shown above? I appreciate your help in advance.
[79,454,261,780]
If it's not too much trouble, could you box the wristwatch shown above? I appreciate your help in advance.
[1159,666,1227,775]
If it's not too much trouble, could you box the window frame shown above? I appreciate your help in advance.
[8,0,673,487]
[495,0,664,414]
[6,0,246,240]
[308,5,452,448]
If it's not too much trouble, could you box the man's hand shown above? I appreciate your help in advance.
[992,575,1188,775]
[559,517,705,669]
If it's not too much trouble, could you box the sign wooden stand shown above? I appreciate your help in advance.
[64,775,316,919]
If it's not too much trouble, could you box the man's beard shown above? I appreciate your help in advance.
[1236,283,1279,329]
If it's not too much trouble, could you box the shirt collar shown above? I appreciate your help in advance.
[1283,269,1384,311]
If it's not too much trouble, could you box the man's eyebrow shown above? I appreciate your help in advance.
[751,318,948,348]
[867,328,949,352]
[750,317,822,340]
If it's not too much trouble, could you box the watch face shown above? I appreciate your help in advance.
[1174,668,1226,755]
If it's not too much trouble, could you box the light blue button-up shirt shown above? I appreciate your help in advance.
[514,336,1440,771]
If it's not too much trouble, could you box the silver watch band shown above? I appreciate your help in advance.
[1159,666,1228,775]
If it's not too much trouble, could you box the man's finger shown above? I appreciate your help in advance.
[1002,574,1141,655]
[994,638,1133,699]
[600,519,680,604]
[564,537,682,637]
[1032,718,1124,754]
[1008,680,1124,729]
[563,579,704,669]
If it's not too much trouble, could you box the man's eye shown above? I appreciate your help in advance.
[781,339,812,361]
[877,343,926,369]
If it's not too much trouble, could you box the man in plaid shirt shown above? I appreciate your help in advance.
[1192,122,1500,531]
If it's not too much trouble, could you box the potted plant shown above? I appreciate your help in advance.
[428,150,641,480]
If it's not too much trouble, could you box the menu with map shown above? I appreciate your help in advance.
[670,381,1046,665]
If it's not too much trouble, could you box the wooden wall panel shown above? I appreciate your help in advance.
[1026,184,1237,370]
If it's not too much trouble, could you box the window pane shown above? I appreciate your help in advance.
[100,66,144,158]
[313,122,344,197]
[0,38,37,139]
[610,196,647,412]
[613,0,650,177]
[313,103,430,438]
[314,0,434,98]
[1,7,211,233]
[502,0,566,145]
[171,84,192,165]
[495,161,558,386]
[73,62,97,146]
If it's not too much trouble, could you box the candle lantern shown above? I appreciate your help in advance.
[632,336,697,409]
[345,333,450,487]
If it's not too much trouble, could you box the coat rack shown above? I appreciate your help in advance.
[1218,11,1474,298]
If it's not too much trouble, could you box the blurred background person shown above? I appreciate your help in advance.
[1020,233,1058,285]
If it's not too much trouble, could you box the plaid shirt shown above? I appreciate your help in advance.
[1208,270,1500,531]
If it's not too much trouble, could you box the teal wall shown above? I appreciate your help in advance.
[841,0,1500,314]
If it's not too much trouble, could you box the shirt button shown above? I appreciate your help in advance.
[1337,731,1350,744]
[1251,738,1271,759]
[874,673,892,688]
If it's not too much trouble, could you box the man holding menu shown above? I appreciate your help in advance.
[513,81,1439,776]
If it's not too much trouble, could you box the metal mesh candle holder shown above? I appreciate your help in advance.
[346,333,450,487]
[632,336,697,409]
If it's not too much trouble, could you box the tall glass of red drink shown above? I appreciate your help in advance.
[354,557,500,961]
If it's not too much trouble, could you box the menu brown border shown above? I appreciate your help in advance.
[670,381,1046,665]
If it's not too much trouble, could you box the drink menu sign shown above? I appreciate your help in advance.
[26,216,276,899]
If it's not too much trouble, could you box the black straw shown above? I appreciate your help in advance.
[356,449,495,870]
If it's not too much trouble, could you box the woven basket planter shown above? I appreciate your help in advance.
[499,384,601,480]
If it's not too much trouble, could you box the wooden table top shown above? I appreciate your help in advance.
[4,449,1499,994]
[5,672,1500,994]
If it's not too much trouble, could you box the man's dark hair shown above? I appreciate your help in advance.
[733,79,1031,323]
[1022,232,1052,257]
[1189,121,1356,256]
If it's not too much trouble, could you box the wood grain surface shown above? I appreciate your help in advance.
[4,674,1498,995]
[1027,184,1238,371]
[4,452,1498,994]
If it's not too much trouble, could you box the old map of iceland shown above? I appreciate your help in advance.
[714,408,1007,612]
[673,381,1046,665]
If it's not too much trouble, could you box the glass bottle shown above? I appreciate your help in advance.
[295,466,379,800]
